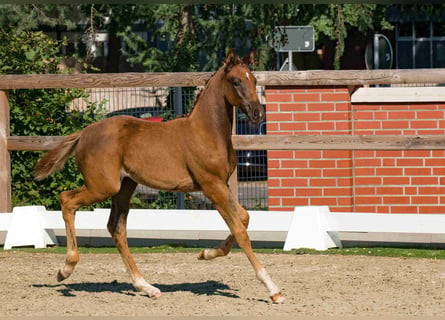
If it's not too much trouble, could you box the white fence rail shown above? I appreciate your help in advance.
[1,206,293,249]
[284,206,445,250]
[1,206,445,251]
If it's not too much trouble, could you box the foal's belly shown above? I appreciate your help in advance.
[122,165,198,193]
[139,176,198,193]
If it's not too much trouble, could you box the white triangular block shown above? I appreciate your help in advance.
[283,206,338,251]
[4,206,58,249]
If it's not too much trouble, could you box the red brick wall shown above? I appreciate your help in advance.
[266,86,445,213]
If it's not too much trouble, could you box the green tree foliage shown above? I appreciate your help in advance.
[0,4,435,72]
[0,30,105,209]
[0,4,398,72]
[309,4,392,69]
[115,4,303,72]
[101,4,391,71]
[0,4,82,32]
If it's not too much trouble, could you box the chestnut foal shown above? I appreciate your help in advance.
[35,50,284,303]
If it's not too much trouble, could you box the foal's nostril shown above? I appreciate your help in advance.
[253,109,260,120]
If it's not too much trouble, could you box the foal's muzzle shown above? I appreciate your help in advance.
[248,102,265,124]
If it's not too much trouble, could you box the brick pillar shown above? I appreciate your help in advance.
[266,86,353,212]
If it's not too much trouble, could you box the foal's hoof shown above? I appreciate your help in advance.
[56,269,70,282]
[197,250,207,260]
[142,287,162,299]
[134,279,162,298]
[271,292,285,304]
[197,249,220,260]
[149,290,162,299]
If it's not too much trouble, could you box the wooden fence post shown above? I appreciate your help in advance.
[0,90,11,212]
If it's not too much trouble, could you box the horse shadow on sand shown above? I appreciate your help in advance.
[33,280,240,299]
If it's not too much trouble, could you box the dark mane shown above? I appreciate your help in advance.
[176,69,219,119]
[180,51,249,119]
[182,54,248,118]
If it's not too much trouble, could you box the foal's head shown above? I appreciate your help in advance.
[222,49,264,124]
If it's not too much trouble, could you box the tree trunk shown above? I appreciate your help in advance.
[106,33,121,73]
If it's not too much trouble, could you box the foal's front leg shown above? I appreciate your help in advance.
[203,183,284,303]
[198,172,242,260]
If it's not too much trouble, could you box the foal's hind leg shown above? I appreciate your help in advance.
[57,185,111,281]
[107,178,161,298]
[198,209,249,260]
[198,235,236,260]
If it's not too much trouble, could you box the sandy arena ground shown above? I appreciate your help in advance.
[1,250,444,316]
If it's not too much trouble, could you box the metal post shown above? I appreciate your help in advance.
[373,34,380,88]
[288,51,293,71]
[173,87,185,209]
[173,87,183,116]
[373,34,380,70]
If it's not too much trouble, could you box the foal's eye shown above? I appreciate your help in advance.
[233,78,241,87]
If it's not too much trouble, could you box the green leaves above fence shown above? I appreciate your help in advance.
[0,30,106,209]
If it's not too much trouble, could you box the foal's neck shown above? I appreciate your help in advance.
[189,68,233,136]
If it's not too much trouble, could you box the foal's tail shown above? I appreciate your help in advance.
[34,132,81,181]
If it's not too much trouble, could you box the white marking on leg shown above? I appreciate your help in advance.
[256,268,282,299]
[200,248,220,260]
[134,277,162,298]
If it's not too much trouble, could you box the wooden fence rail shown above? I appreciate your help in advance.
[0,69,445,89]
[1,69,445,212]
[7,134,445,152]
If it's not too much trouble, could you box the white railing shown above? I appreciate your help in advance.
[1,206,444,250]
[1,206,292,249]
[284,206,445,250]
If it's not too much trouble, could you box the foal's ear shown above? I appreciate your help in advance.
[225,49,237,65]
[224,49,242,72]
[243,48,258,70]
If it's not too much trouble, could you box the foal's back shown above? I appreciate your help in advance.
[76,115,198,192]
